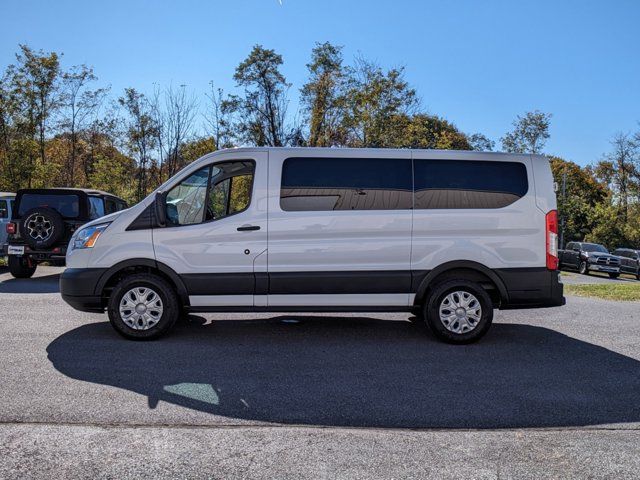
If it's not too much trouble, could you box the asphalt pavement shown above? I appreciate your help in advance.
[0,266,639,479]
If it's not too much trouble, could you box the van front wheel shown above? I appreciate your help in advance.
[107,273,179,340]
[423,280,493,344]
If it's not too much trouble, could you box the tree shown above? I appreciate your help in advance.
[232,45,291,146]
[300,42,348,147]
[592,132,639,222]
[118,88,159,201]
[341,58,418,147]
[60,64,107,186]
[501,110,551,154]
[13,45,61,173]
[181,136,216,164]
[204,82,236,150]
[467,133,495,151]
[374,113,470,150]
[550,156,607,245]
[2,45,61,187]
[152,84,198,180]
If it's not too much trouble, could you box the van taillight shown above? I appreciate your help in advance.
[6,222,16,235]
[546,210,559,270]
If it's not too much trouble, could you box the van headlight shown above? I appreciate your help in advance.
[72,223,110,250]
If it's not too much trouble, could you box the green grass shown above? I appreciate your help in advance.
[565,283,640,301]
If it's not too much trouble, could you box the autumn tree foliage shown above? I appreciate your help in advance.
[2,41,640,250]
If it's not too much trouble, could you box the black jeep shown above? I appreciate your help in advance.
[5,188,127,278]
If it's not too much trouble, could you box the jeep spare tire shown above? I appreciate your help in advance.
[19,207,65,249]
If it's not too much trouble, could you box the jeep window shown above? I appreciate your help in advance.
[206,161,255,221]
[88,197,105,219]
[280,157,412,211]
[0,200,8,218]
[414,160,528,209]
[18,194,80,218]
[582,244,608,253]
[165,167,210,225]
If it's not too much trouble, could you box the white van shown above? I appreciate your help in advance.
[60,148,564,343]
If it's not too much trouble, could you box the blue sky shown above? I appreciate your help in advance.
[1,0,638,165]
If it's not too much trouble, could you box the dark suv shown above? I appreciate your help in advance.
[5,188,127,278]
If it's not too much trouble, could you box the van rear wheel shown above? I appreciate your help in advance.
[107,273,179,340]
[8,256,37,278]
[423,279,493,344]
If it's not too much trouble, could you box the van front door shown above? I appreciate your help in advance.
[152,152,268,308]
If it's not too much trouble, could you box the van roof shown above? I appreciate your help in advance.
[209,147,541,159]
[0,192,15,197]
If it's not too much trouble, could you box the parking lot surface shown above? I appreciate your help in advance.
[1,266,639,479]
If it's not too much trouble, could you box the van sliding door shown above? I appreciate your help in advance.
[266,151,413,308]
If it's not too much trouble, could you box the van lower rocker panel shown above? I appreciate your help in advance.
[181,268,563,309]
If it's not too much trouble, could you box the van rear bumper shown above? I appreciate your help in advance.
[60,268,107,313]
[495,268,565,309]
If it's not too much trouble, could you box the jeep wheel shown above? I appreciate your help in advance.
[609,273,620,279]
[19,207,65,249]
[423,279,493,344]
[107,273,179,340]
[8,256,37,279]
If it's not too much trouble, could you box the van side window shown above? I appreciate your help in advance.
[414,160,528,209]
[166,167,210,225]
[281,157,412,211]
[206,161,254,221]
[0,200,8,218]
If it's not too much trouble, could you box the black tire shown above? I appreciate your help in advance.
[19,207,65,249]
[636,270,640,281]
[8,255,37,278]
[609,273,620,279]
[579,260,589,275]
[423,279,493,344]
[107,273,180,340]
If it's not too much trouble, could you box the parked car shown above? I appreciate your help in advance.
[558,242,621,278]
[611,248,640,280]
[0,192,16,257]
[5,188,127,278]
[60,148,564,344]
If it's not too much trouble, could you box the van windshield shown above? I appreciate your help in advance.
[582,244,608,253]
[18,193,80,218]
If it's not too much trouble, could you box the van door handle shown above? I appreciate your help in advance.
[237,225,260,231]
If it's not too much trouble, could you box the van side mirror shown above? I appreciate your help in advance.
[155,191,167,227]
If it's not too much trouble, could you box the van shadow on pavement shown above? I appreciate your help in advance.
[0,273,60,293]
[47,317,640,429]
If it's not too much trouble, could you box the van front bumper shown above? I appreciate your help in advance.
[60,268,107,313]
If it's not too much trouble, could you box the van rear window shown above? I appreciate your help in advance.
[414,160,528,209]
[18,194,80,218]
